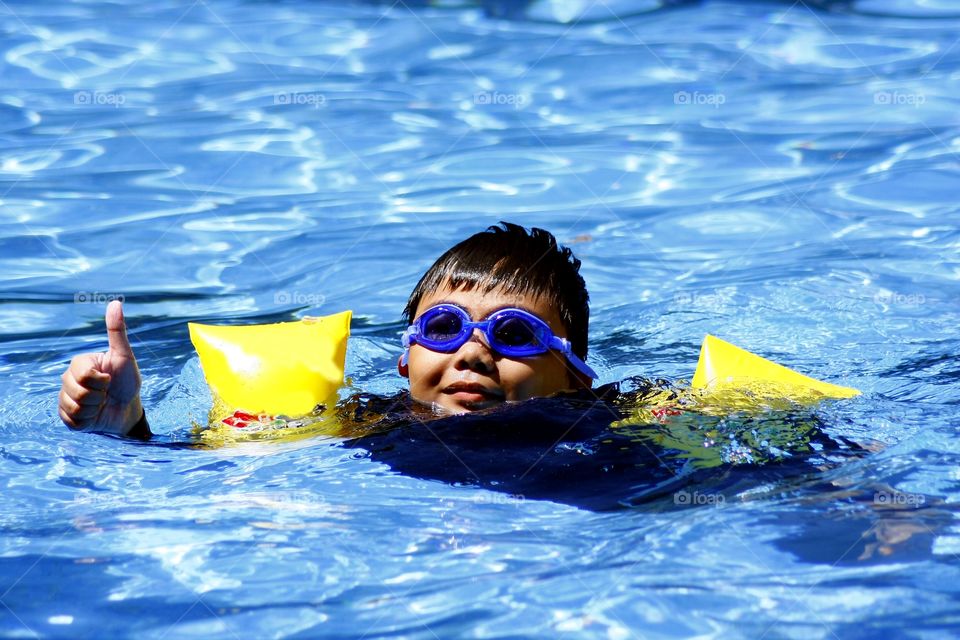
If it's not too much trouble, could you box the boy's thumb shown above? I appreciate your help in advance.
[105,300,134,358]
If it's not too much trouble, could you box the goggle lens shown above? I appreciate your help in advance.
[423,310,463,342]
[491,315,539,349]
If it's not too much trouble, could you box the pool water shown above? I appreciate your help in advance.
[2,0,960,637]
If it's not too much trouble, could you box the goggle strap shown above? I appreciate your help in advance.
[549,336,598,380]
[566,351,598,380]
[401,326,418,367]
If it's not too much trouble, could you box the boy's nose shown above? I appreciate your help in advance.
[454,329,495,373]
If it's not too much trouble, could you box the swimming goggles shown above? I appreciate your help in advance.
[400,303,597,379]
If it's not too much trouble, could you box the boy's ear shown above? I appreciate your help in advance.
[397,355,409,379]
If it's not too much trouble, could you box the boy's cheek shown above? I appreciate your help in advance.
[405,350,444,397]
[406,374,438,407]
[508,358,571,399]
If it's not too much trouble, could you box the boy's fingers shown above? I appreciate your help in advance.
[66,354,110,389]
[58,390,83,420]
[59,390,102,421]
[105,300,135,359]
[59,387,104,429]
[74,385,106,407]
[62,370,108,404]
[80,388,106,406]
[72,402,102,420]
[74,368,111,391]
[66,353,95,374]
[59,406,80,430]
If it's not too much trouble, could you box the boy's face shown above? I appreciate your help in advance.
[399,284,578,414]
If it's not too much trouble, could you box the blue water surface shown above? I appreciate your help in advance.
[1,0,960,637]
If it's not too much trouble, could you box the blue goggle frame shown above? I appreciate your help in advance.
[400,303,597,380]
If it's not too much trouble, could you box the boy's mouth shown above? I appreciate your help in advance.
[442,382,505,405]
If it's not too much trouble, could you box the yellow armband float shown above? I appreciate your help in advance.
[612,335,860,467]
[188,310,351,417]
[692,334,859,404]
[620,334,859,425]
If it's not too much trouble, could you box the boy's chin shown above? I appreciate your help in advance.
[419,395,505,415]
[447,397,504,414]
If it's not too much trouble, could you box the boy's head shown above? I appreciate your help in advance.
[399,222,592,414]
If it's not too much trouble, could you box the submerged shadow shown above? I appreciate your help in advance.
[336,378,866,512]
[335,382,957,565]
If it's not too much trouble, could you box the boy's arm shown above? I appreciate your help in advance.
[58,300,150,438]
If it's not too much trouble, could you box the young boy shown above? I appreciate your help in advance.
[58,222,597,437]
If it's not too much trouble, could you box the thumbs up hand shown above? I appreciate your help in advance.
[59,300,144,436]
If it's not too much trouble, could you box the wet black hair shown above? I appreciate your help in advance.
[403,222,590,358]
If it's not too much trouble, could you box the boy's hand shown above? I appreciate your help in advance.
[59,300,144,436]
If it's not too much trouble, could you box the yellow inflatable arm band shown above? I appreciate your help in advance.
[188,310,351,416]
[691,334,859,401]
